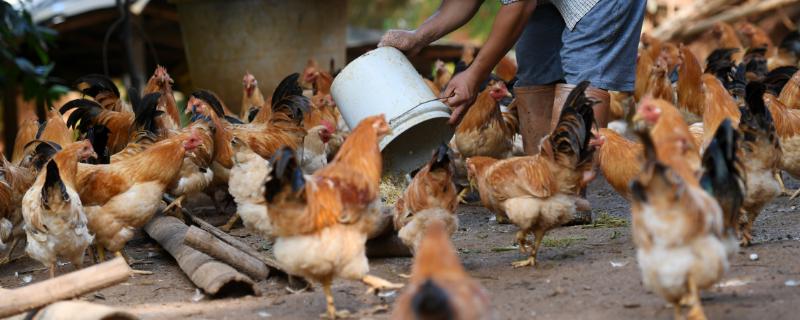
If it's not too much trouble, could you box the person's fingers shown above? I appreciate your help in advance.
[449,106,465,125]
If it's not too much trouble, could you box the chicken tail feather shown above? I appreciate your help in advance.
[700,118,745,232]
[550,81,597,167]
[74,74,120,99]
[41,159,69,211]
[60,99,104,132]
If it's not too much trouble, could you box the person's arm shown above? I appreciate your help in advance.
[378,0,483,56]
[445,0,537,125]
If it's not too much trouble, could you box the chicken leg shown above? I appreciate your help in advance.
[163,195,186,220]
[220,214,240,232]
[686,276,708,320]
[515,230,529,255]
[361,274,403,294]
[322,279,350,319]
[0,238,19,265]
[512,229,544,268]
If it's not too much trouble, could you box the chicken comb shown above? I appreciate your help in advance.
[60,99,104,132]
[74,74,120,99]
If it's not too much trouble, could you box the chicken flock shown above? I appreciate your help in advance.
[2,20,800,320]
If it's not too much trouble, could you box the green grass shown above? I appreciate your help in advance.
[583,212,629,229]
[542,236,587,248]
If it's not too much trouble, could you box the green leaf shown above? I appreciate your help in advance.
[14,57,36,74]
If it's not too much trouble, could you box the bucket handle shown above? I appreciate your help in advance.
[389,93,456,125]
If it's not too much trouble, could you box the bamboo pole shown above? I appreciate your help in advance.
[183,226,269,280]
[0,257,132,318]
[143,215,257,297]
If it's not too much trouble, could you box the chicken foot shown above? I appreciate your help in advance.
[163,195,187,221]
[512,229,544,268]
[220,214,239,233]
[739,211,757,247]
[321,279,351,319]
[685,276,707,320]
[0,238,20,265]
[361,274,403,294]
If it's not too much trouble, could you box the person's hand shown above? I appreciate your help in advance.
[443,69,482,125]
[378,30,426,56]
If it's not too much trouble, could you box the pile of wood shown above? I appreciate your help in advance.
[646,0,800,41]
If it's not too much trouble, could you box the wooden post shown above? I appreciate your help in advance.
[184,226,269,280]
[0,257,132,318]
[144,215,257,297]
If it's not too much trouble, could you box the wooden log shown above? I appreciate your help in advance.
[679,0,800,39]
[651,0,734,40]
[143,215,257,297]
[184,226,269,280]
[0,257,132,318]
[31,301,138,320]
[184,212,284,273]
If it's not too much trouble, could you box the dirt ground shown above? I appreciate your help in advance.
[2,175,800,320]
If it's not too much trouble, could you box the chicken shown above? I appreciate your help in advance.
[466,81,599,268]
[241,72,267,122]
[265,115,401,318]
[711,22,744,63]
[778,68,800,109]
[162,120,216,216]
[301,58,320,90]
[186,80,305,184]
[433,60,452,93]
[677,45,705,116]
[227,137,273,240]
[596,128,642,200]
[0,179,13,252]
[22,140,96,278]
[74,74,131,113]
[391,221,492,320]
[701,74,740,149]
[494,54,517,83]
[629,127,735,320]
[298,124,333,174]
[762,93,800,197]
[453,79,515,160]
[11,119,40,165]
[394,144,458,253]
[645,55,676,104]
[633,97,702,183]
[143,65,180,130]
[76,130,203,261]
[731,82,782,246]
[635,49,655,103]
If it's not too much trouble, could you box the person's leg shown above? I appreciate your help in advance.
[557,0,647,225]
[557,0,647,129]
[514,4,565,155]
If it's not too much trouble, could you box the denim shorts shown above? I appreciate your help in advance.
[514,1,646,91]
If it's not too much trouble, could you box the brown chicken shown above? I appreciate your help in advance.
[434,60,453,93]
[394,144,458,253]
[143,65,180,130]
[495,54,517,83]
[635,49,655,102]
[712,22,744,64]
[453,79,515,160]
[701,74,741,149]
[677,45,705,116]
[778,69,800,109]
[645,55,675,104]
[266,115,402,318]
[391,221,492,320]
[763,94,800,197]
[22,140,96,277]
[596,128,642,201]
[11,120,39,164]
[735,83,782,246]
[241,72,267,122]
[633,97,702,183]
[466,81,599,268]
[629,127,735,320]
[76,130,203,261]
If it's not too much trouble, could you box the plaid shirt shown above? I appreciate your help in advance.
[501,0,600,30]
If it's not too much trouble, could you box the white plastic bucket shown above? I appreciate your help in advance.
[331,47,454,174]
